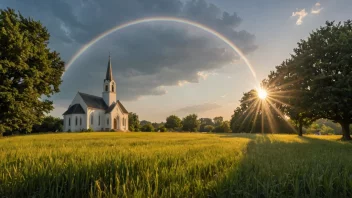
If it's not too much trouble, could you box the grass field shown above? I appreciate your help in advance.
[1,132,352,197]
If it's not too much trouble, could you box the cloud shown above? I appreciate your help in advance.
[311,2,323,14]
[2,0,257,105]
[176,103,222,114]
[292,9,308,25]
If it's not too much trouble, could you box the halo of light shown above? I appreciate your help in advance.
[64,17,257,80]
[257,88,268,100]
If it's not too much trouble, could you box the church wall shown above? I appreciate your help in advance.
[63,114,86,132]
[87,108,106,131]
[109,104,129,132]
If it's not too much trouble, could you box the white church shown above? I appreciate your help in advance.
[63,56,129,132]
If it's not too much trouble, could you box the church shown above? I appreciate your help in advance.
[63,56,129,132]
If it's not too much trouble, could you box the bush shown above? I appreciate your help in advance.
[158,126,167,132]
[141,123,154,132]
[86,128,94,132]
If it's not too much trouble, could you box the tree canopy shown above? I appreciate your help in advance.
[128,112,140,132]
[165,115,182,130]
[265,21,352,140]
[0,8,65,134]
[182,114,200,132]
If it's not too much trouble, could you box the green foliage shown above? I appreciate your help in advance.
[199,118,213,132]
[268,20,352,140]
[182,114,200,132]
[213,116,223,126]
[158,126,167,132]
[32,116,63,133]
[165,115,182,130]
[140,123,154,132]
[0,8,65,134]
[86,128,94,132]
[1,133,352,197]
[128,112,140,132]
[204,125,214,132]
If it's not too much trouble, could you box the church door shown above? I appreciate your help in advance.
[114,118,117,129]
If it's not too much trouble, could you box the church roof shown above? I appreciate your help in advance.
[78,92,108,110]
[104,100,129,114]
[105,55,113,81]
[105,102,117,113]
[117,100,128,113]
[63,104,85,115]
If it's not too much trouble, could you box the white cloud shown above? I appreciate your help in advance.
[311,2,323,14]
[292,9,308,25]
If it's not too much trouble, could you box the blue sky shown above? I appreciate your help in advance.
[1,0,351,122]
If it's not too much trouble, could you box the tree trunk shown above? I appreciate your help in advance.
[298,123,303,136]
[340,122,351,141]
[297,119,303,136]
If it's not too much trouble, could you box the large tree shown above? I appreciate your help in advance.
[0,8,65,134]
[165,115,182,130]
[290,21,352,140]
[266,60,315,136]
[182,114,200,132]
[128,112,140,132]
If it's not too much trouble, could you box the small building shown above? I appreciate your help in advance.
[63,55,129,132]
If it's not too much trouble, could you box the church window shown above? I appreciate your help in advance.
[68,118,70,126]
[105,85,108,92]
[112,84,114,92]
[91,114,94,125]
[75,117,78,126]
[99,115,100,126]
[107,118,109,125]
[80,117,82,126]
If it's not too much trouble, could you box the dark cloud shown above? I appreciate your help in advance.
[176,103,222,114]
[1,0,257,103]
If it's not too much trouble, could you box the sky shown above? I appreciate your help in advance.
[1,0,351,122]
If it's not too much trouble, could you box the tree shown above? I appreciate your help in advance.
[266,60,315,136]
[128,112,140,132]
[204,125,214,132]
[165,115,182,130]
[199,118,213,132]
[32,116,63,132]
[141,123,154,132]
[230,89,295,134]
[289,21,352,140]
[213,116,223,126]
[0,8,65,134]
[182,114,200,132]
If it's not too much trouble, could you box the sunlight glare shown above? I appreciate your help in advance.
[257,88,268,100]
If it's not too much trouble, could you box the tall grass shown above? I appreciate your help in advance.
[0,133,351,197]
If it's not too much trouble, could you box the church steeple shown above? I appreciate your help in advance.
[105,54,113,81]
[102,54,116,106]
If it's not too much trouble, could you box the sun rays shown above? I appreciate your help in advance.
[234,83,297,134]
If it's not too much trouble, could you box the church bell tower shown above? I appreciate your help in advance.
[102,54,116,106]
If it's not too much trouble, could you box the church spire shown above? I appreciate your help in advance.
[105,53,113,81]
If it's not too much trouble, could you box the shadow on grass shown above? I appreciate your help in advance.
[211,134,352,198]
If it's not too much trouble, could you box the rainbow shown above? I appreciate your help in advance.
[65,16,257,78]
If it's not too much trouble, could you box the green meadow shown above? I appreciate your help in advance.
[1,132,352,197]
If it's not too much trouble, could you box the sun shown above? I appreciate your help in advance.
[257,88,268,100]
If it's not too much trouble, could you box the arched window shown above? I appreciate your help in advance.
[105,85,108,92]
[112,83,114,92]
[68,118,71,126]
[99,115,100,126]
[91,114,94,125]
[75,117,78,126]
[80,117,82,126]
[107,118,109,125]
